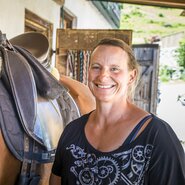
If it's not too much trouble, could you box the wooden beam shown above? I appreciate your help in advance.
[52,0,65,6]
[93,0,185,9]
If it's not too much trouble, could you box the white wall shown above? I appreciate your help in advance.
[161,31,185,48]
[0,0,113,66]
[0,0,113,39]
[0,0,60,49]
[64,0,113,29]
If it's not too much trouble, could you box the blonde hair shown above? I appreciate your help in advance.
[92,38,140,101]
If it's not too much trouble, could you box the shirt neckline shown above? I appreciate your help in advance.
[81,112,154,155]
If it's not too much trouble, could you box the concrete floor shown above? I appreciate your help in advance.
[156,80,185,150]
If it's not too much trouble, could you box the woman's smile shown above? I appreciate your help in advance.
[95,83,116,89]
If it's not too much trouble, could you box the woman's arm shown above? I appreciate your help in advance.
[49,173,61,185]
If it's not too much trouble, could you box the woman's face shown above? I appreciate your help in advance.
[88,45,136,103]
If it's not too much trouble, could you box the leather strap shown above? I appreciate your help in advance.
[0,51,2,78]
[124,114,153,145]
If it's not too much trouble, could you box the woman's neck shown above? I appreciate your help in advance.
[92,99,134,126]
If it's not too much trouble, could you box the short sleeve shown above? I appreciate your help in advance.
[51,132,65,176]
[147,121,185,185]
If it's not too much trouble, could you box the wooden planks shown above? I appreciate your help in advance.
[56,29,132,51]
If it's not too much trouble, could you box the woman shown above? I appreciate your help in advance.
[50,38,185,185]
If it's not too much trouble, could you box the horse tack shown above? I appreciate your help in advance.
[0,44,37,137]
[0,53,2,77]
[0,32,80,185]
[0,45,56,185]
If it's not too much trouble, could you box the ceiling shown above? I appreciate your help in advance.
[94,0,185,9]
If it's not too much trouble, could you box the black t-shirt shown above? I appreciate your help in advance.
[52,112,185,185]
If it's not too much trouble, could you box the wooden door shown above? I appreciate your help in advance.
[133,44,160,114]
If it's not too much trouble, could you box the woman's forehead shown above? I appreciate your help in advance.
[91,45,129,62]
[93,44,124,52]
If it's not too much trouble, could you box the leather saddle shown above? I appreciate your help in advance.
[0,31,80,163]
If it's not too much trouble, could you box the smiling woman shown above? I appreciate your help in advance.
[88,38,139,102]
[50,38,185,185]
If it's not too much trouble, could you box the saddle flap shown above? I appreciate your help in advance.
[2,47,37,133]
[13,45,67,100]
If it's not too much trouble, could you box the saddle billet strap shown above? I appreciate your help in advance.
[24,134,55,163]
[17,134,55,185]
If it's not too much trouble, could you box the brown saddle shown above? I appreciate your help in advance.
[0,31,80,184]
[0,31,80,156]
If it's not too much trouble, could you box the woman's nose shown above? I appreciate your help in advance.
[99,68,109,78]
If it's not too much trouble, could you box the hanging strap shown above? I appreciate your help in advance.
[124,114,153,145]
[79,50,84,83]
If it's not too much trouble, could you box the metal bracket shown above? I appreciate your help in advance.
[0,31,7,46]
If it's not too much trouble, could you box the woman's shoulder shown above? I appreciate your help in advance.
[150,114,176,134]
[149,114,183,150]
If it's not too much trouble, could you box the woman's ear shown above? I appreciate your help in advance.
[128,69,137,84]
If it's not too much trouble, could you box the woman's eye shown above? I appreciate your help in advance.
[91,65,100,70]
[92,66,99,69]
[111,67,119,72]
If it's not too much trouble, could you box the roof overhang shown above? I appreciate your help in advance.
[91,0,185,9]
[53,0,65,6]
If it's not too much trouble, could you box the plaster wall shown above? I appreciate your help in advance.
[0,0,60,48]
[0,0,113,65]
[64,0,113,29]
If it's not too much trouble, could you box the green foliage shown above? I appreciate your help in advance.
[120,4,185,44]
[180,71,185,81]
[159,65,171,82]
[158,13,164,17]
[159,64,185,82]
[118,4,123,9]
[131,8,144,17]
[163,23,172,28]
[123,14,131,19]
[175,38,185,69]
